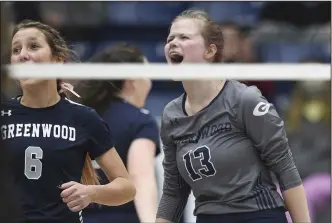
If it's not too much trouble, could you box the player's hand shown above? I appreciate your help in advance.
[59,181,95,212]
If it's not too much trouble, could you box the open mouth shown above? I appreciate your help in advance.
[169,53,184,64]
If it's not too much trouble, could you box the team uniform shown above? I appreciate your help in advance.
[1,97,114,223]
[157,80,302,223]
[84,97,160,223]
[0,94,20,223]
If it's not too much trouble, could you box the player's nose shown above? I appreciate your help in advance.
[18,48,30,62]
[169,38,180,49]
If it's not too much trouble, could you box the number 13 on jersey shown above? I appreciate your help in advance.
[183,145,216,181]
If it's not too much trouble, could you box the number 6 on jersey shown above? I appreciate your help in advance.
[183,145,216,181]
[25,146,43,180]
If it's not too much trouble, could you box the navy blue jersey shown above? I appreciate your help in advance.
[85,97,160,216]
[1,97,114,223]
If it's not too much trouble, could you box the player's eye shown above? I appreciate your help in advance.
[12,47,20,54]
[180,35,189,40]
[166,38,172,43]
[29,43,40,50]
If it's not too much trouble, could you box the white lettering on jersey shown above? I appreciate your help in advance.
[23,124,31,137]
[253,102,271,116]
[16,124,23,137]
[32,124,40,137]
[42,124,52,137]
[1,123,76,141]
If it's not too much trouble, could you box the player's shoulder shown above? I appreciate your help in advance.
[162,94,184,119]
[226,80,263,105]
[63,97,90,111]
[133,107,159,136]
[123,101,154,120]
[1,96,22,110]
[138,107,157,124]
[104,99,156,124]
[120,105,156,127]
[62,98,101,120]
[1,97,18,107]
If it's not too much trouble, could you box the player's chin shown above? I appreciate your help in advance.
[19,79,47,87]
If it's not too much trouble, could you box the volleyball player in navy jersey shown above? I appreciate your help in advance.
[3,20,136,223]
[73,43,160,223]
[0,4,20,222]
[156,10,311,223]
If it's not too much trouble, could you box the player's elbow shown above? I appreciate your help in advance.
[129,179,137,199]
[112,177,136,205]
[120,177,137,204]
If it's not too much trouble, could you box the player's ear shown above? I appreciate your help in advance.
[204,44,217,61]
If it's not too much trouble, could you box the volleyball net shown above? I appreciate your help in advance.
[7,63,331,81]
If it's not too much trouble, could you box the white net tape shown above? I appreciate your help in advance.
[7,63,331,80]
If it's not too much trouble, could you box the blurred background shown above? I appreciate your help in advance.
[5,1,331,115]
[4,1,331,223]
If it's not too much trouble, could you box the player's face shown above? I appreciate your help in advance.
[134,57,152,106]
[165,18,207,64]
[11,27,54,86]
[134,78,152,106]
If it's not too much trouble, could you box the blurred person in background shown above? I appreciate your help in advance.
[219,21,256,63]
[12,2,42,22]
[219,21,276,103]
[255,2,330,45]
[5,20,135,223]
[73,43,160,223]
[0,2,20,222]
[285,71,331,223]
[286,58,330,178]
[156,9,310,223]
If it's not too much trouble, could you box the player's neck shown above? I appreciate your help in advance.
[182,80,225,115]
[117,93,145,108]
[21,87,61,108]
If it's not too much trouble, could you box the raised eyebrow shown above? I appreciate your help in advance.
[12,40,20,46]
[168,33,190,38]
[167,35,174,40]
[28,37,39,41]
[13,37,39,46]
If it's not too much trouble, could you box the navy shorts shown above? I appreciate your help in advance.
[196,208,288,223]
[83,212,140,223]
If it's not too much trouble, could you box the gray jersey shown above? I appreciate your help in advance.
[156,80,302,223]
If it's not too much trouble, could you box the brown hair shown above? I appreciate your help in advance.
[12,20,75,62]
[172,9,224,63]
[73,43,145,115]
[12,20,99,185]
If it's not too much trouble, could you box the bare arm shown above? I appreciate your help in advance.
[127,138,158,223]
[282,185,311,223]
[155,218,172,223]
[91,147,136,206]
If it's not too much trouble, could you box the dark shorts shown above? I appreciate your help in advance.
[21,213,82,223]
[196,208,288,223]
[83,212,140,223]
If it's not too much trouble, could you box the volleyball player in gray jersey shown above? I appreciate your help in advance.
[156,9,311,223]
